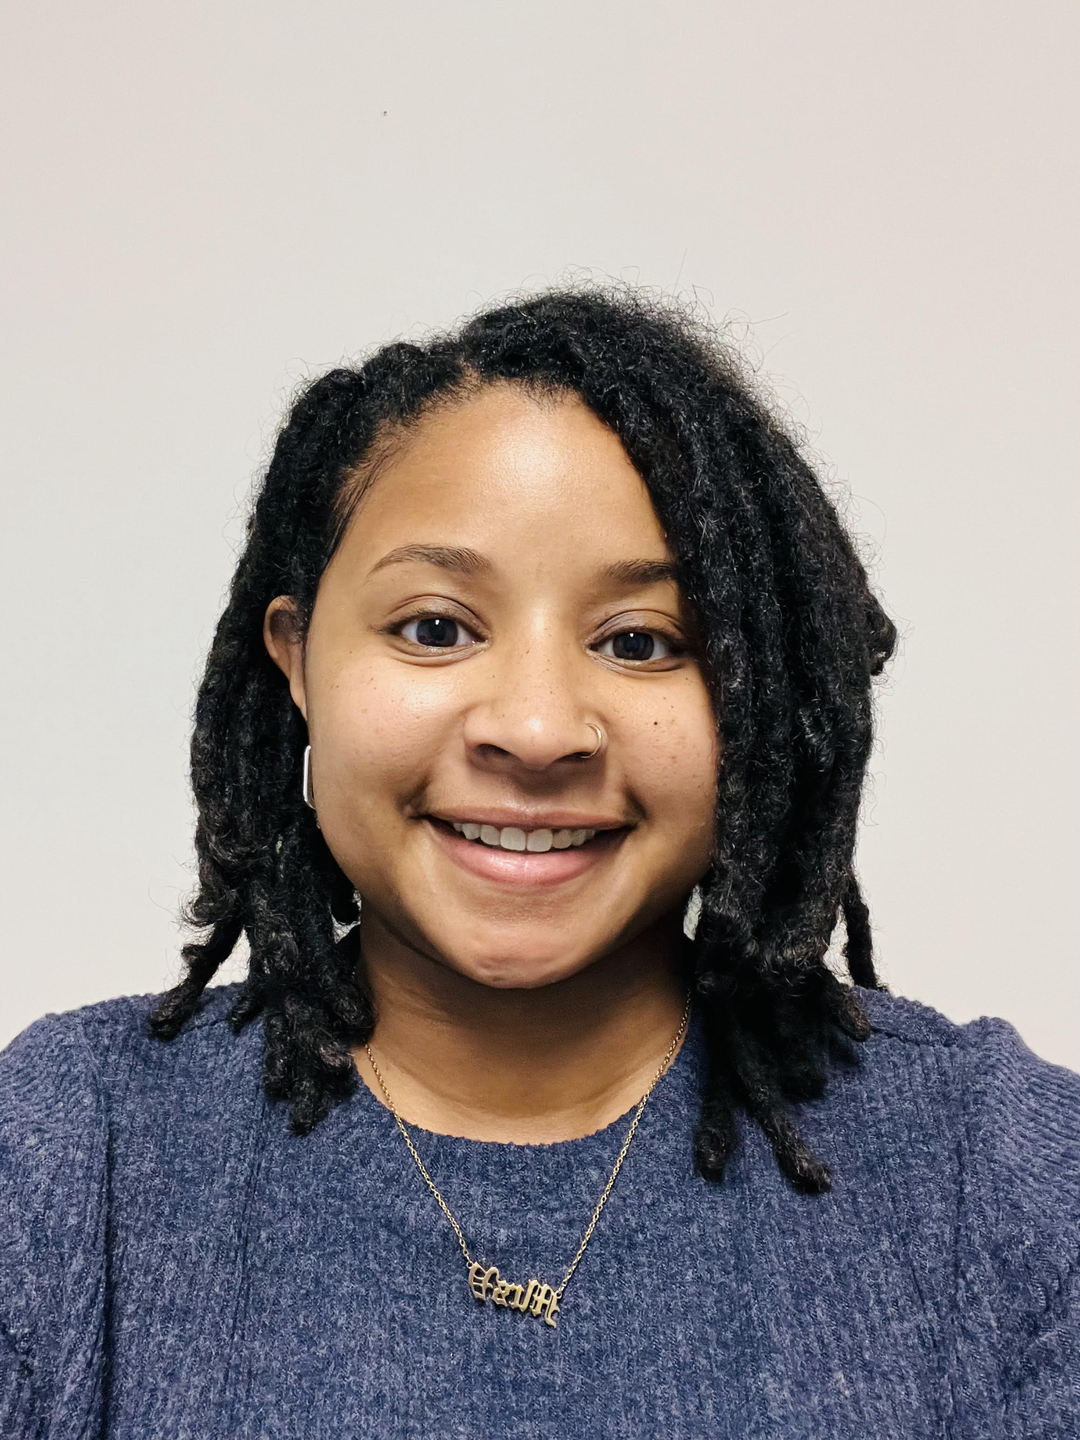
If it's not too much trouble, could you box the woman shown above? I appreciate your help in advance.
[1,289,1076,1439]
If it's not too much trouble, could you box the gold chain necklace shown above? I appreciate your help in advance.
[363,994,691,1331]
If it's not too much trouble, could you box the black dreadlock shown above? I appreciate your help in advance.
[149,287,896,1193]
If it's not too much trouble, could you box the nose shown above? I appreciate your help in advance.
[461,636,601,773]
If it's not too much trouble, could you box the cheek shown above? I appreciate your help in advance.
[632,692,718,855]
[309,661,456,810]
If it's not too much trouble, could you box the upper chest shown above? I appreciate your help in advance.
[101,1087,972,1439]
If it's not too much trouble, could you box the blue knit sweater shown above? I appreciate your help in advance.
[1,984,1077,1439]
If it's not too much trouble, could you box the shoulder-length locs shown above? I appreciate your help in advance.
[150,287,897,1193]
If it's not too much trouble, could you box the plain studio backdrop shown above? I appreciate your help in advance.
[1,1,1077,1067]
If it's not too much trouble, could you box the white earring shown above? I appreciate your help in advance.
[683,885,702,940]
[302,745,317,810]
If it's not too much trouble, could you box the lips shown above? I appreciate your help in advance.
[424,816,628,887]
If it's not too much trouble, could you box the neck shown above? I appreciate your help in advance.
[352,914,689,1144]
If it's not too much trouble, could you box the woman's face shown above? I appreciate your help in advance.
[267,384,718,990]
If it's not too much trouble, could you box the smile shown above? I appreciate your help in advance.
[425,817,628,887]
[449,822,597,852]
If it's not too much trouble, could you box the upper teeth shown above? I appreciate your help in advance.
[452,822,597,852]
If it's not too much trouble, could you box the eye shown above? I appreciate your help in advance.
[595,629,679,663]
[397,614,480,649]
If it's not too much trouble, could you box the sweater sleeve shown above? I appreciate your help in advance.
[0,1010,109,1440]
[958,1016,1080,1438]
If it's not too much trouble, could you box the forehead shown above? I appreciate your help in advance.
[336,385,672,571]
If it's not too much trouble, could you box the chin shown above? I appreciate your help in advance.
[450,945,591,992]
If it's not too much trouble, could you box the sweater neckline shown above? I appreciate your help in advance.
[344,1011,705,1160]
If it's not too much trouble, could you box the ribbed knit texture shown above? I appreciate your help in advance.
[1,984,1077,1439]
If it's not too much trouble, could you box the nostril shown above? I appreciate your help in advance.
[475,743,516,762]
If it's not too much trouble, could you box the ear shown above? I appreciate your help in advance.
[264,596,309,720]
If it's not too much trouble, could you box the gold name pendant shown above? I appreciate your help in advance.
[467,1262,561,1328]
[365,996,690,1335]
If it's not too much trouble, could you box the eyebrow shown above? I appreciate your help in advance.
[368,545,679,588]
[368,544,492,578]
[601,559,680,587]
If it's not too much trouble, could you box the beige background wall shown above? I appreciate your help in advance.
[2,1,1077,1066]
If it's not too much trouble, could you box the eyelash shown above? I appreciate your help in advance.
[392,611,685,664]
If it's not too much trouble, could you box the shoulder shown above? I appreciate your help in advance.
[0,978,253,1214]
[857,987,1080,1153]
[860,991,1080,1418]
[1,982,251,1117]
[831,990,1079,1400]
[0,985,256,1431]
[856,987,1080,1175]
[854,986,1080,1280]
[0,981,260,1199]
